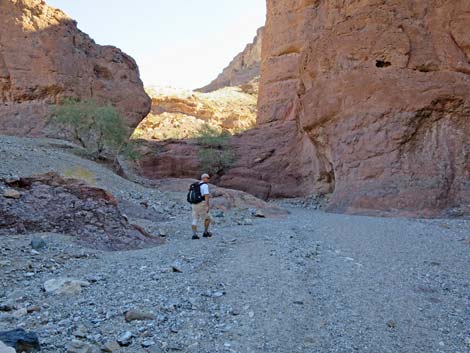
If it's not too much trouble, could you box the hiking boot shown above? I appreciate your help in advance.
[203,231,213,238]
[192,234,200,240]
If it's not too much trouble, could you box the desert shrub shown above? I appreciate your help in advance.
[195,124,230,147]
[50,98,137,160]
[198,148,235,175]
[195,124,235,174]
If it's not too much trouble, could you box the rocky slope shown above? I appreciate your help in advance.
[221,0,470,217]
[197,27,264,92]
[0,0,150,136]
[133,86,257,141]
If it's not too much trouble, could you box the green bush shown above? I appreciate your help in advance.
[198,147,235,175]
[50,98,137,160]
[195,124,235,175]
[195,124,230,147]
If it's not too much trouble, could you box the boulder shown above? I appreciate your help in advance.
[0,172,164,251]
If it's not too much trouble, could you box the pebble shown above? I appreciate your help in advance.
[3,189,21,199]
[43,278,91,295]
[254,209,265,218]
[30,236,46,250]
[117,331,133,346]
[72,325,88,338]
[124,310,156,322]
[101,341,120,352]
[141,340,156,348]
[67,339,92,353]
[12,308,28,319]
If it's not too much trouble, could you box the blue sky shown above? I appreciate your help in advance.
[47,0,266,89]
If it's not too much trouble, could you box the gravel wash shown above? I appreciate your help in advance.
[1,210,468,353]
[0,135,469,353]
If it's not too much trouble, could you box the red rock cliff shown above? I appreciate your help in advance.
[0,0,150,136]
[224,0,470,217]
[197,27,264,92]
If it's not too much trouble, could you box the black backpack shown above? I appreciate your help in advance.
[187,182,206,204]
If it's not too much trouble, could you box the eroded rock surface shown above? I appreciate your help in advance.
[0,172,163,250]
[133,86,257,141]
[0,0,150,136]
[227,0,470,217]
[197,27,264,92]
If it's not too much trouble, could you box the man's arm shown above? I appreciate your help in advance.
[205,194,210,210]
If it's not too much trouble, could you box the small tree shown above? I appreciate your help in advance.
[50,98,135,160]
[196,124,235,175]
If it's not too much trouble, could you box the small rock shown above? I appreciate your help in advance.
[248,311,255,318]
[386,320,396,328]
[72,325,87,338]
[30,236,46,250]
[0,261,11,268]
[67,339,91,353]
[254,209,266,218]
[238,218,253,226]
[0,329,40,352]
[158,229,167,237]
[117,331,133,346]
[26,305,40,314]
[101,341,120,352]
[0,340,15,353]
[124,310,155,322]
[213,210,225,218]
[141,340,155,348]
[43,278,90,295]
[12,308,28,319]
[3,189,21,199]
[171,263,183,273]
[0,301,15,312]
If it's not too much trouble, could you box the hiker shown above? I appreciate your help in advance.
[187,173,212,239]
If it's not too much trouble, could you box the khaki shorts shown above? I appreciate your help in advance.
[191,202,211,225]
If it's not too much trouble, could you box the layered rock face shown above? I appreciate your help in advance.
[250,0,470,216]
[0,0,150,136]
[197,27,264,92]
[134,86,257,141]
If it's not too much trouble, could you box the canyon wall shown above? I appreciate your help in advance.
[197,27,264,93]
[0,0,150,136]
[248,0,469,216]
[134,86,257,141]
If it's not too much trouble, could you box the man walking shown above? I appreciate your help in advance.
[191,173,212,240]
